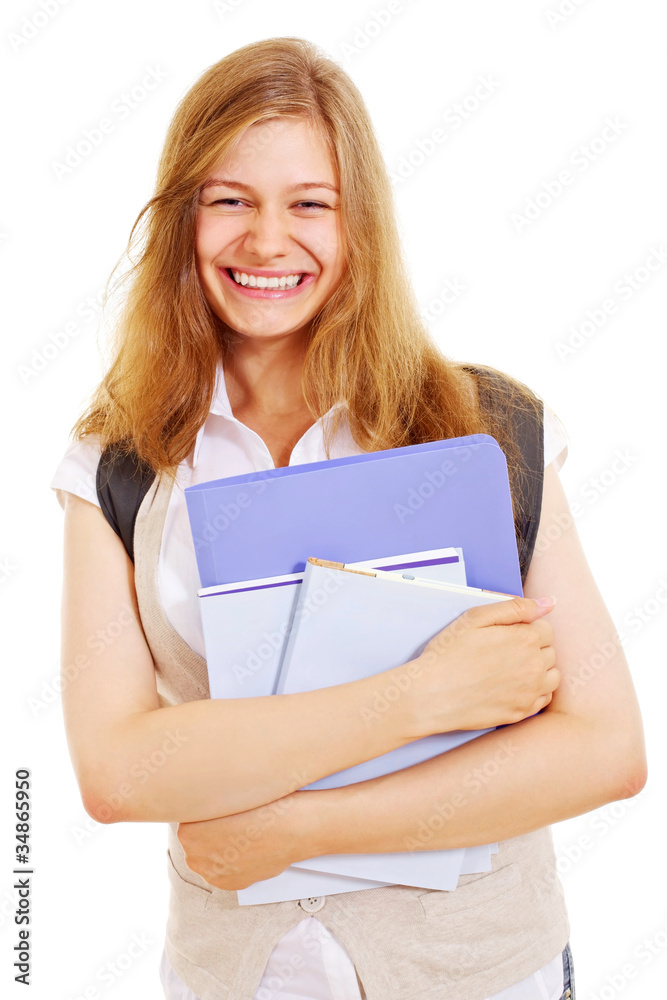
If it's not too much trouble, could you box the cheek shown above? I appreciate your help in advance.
[323,234,346,287]
[195,214,239,265]
[194,251,217,302]
[307,222,343,272]
[195,219,218,268]
[193,242,222,309]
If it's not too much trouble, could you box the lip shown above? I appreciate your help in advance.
[218,266,314,299]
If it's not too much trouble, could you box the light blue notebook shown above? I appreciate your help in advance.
[184,433,522,596]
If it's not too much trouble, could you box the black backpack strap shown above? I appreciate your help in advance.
[462,365,544,586]
[96,446,157,563]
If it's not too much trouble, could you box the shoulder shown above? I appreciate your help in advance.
[51,436,157,563]
[50,435,103,509]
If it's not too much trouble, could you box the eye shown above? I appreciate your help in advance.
[296,201,330,210]
[209,197,245,207]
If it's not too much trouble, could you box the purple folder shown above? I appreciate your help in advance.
[184,433,522,596]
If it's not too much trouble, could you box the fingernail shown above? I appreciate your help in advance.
[534,596,556,607]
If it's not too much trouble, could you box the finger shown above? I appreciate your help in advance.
[528,691,554,715]
[540,645,557,672]
[545,666,561,692]
[530,619,555,648]
[465,595,557,629]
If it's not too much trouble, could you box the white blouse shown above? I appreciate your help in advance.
[50,363,570,1000]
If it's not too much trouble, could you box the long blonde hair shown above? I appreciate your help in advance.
[72,37,542,542]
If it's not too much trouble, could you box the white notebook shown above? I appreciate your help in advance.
[198,547,466,700]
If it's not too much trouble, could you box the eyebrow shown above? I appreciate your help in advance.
[201,179,340,194]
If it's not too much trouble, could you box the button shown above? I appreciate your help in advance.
[298,896,326,913]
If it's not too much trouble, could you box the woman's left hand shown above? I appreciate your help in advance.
[176,790,320,891]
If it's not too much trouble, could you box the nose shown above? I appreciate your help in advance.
[242,206,293,260]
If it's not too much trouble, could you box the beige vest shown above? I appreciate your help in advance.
[134,472,570,1000]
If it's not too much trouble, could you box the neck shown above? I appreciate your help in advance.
[223,335,310,418]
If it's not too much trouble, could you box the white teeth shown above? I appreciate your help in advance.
[231,270,302,289]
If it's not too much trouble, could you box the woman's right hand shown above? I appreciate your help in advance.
[394,596,560,738]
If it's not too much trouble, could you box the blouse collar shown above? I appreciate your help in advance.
[191,361,347,469]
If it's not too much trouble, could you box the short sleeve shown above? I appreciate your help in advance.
[543,403,569,472]
[50,436,102,509]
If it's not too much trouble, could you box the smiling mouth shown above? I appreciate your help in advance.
[226,268,306,289]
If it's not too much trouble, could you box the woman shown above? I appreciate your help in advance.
[50,36,646,1000]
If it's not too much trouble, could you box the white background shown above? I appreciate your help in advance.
[2,1,666,998]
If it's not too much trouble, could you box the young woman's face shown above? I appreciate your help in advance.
[196,117,345,345]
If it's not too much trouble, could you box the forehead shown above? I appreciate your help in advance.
[207,117,338,183]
